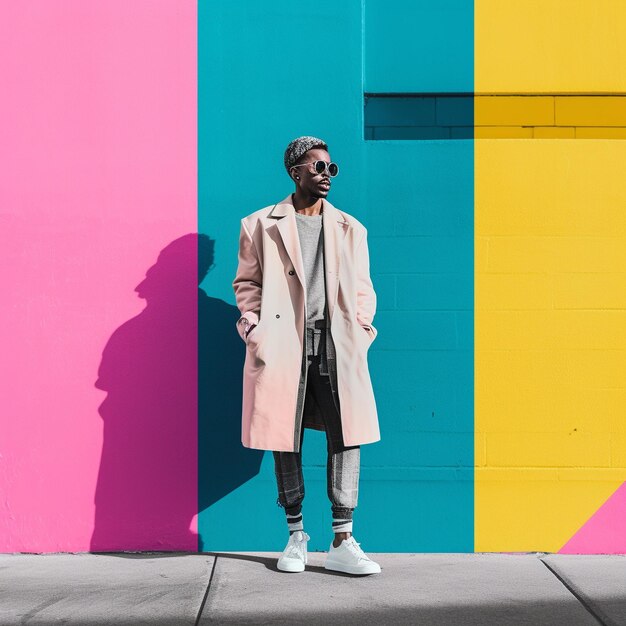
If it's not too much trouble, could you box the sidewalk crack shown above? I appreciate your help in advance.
[539,558,611,626]
[195,555,218,626]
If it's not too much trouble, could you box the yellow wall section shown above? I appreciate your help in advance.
[475,95,626,139]
[475,0,626,93]
[475,96,553,125]
[476,0,626,552]
[475,140,626,551]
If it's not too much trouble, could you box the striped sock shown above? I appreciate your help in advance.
[287,512,304,534]
[332,518,353,534]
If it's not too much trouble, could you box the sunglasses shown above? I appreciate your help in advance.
[291,160,339,177]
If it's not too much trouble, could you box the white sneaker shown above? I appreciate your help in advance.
[325,536,382,575]
[277,530,310,572]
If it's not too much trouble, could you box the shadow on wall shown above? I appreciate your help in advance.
[90,233,263,552]
[197,234,265,550]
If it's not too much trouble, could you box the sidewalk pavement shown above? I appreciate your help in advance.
[1,551,625,625]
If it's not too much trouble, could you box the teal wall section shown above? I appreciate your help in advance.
[364,0,473,92]
[198,0,473,552]
[364,95,473,139]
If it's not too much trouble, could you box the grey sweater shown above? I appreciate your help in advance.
[294,211,338,389]
[294,211,326,330]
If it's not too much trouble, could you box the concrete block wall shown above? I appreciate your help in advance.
[361,1,475,552]
[2,0,625,555]
[1,1,198,553]
[475,95,626,138]
[365,95,473,139]
[474,0,626,552]
[196,0,475,552]
[365,94,626,141]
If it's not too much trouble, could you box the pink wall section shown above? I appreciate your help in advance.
[0,1,197,551]
[559,483,626,555]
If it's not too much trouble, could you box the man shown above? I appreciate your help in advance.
[232,136,381,575]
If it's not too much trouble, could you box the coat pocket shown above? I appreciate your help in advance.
[245,322,263,349]
[356,324,374,350]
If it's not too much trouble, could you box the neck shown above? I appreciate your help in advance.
[292,191,323,215]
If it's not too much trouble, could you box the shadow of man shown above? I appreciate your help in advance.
[91,233,262,552]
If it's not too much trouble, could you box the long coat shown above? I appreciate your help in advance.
[232,193,380,452]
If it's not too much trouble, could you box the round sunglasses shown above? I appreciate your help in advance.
[290,160,339,177]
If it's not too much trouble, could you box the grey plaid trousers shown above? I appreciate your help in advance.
[273,326,360,526]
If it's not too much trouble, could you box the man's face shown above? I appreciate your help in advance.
[290,148,332,197]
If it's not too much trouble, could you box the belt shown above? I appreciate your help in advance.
[306,327,323,357]
[306,318,328,357]
[305,323,331,376]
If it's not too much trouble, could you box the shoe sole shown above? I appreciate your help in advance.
[277,555,307,573]
[324,559,381,575]
[277,563,305,572]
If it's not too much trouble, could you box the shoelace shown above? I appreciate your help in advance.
[343,538,371,562]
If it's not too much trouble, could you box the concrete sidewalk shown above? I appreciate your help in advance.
[1,552,624,625]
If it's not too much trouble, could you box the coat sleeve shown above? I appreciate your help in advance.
[355,227,378,341]
[232,219,263,342]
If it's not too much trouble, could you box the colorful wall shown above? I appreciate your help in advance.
[1,1,624,554]
[1,1,198,552]
[474,0,626,554]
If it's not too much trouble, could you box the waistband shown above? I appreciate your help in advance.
[305,326,324,358]
[304,325,331,376]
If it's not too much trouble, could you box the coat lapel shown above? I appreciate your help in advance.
[321,197,349,323]
[268,194,350,322]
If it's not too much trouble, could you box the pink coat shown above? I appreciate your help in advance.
[232,193,380,452]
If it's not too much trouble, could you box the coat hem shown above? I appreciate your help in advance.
[241,434,381,452]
